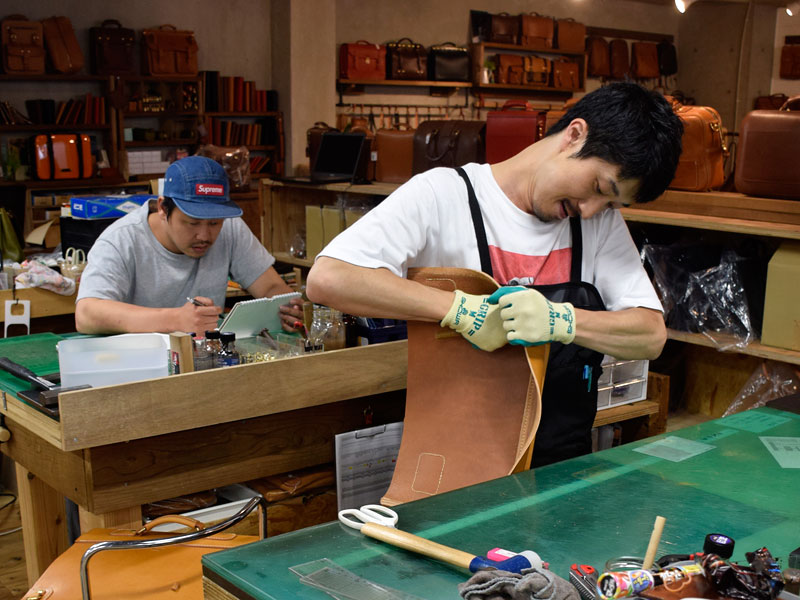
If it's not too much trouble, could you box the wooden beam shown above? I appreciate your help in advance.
[586,26,673,43]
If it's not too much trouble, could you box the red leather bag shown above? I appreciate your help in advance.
[339,40,385,80]
[486,100,546,163]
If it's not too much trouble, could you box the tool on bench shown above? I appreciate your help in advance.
[0,356,90,408]
[338,504,543,574]
[569,563,598,600]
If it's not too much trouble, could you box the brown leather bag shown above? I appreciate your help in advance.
[780,44,800,79]
[1,15,45,74]
[610,39,630,79]
[555,18,586,52]
[339,40,386,80]
[412,120,486,174]
[489,12,520,45]
[520,13,554,49]
[524,55,551,85]
[386,37,427,80]
[735,96,800,200]
[90,19,136,75]
[553,59,580,90]
[496,53,524,85]
[24,498,265,600]
[375,126,415,183]
[586,36,610,78]
[669,100,727,191]
[41,16,83,74]
[381,268,548,506]
[141,25,198,76]
[631,42,660,79]
[754,93,789,110]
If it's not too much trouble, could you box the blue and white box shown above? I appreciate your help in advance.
[70,194,155,219]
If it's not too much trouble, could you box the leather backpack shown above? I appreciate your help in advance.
[41,16,83,74]
[586,36,610,78]
[90,19,136,75]
[1,15,45,74]
[631,42,660,79]
[610,39,629,79]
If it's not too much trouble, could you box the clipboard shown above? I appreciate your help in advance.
[219,292,301,338]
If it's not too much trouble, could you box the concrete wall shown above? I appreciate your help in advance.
[772,9,800,98]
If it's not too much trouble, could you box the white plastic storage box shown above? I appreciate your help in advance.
[57,333,169,388]
[597,355,649,410]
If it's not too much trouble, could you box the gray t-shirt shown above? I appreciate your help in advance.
[77,203,275,309]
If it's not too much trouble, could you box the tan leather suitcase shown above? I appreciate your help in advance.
[735,96,800,200]
[1,15,45,74]
[375,127,414,183]
[669,102,726,191]
[41,16,84,74]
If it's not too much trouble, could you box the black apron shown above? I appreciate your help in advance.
[455,167,606,467]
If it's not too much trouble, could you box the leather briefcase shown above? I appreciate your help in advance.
[1,15,45,74]
[141,24,198,76]
[586,36,610,78]
[489,12,520,45]
[735,96,800,200]
[375,127,415,183]
[524,55,551,85]
[496,53,525,85]
[412,120,486,174]
[668,101,727,191]
[90,19,136,75]
[610,39,629,79]
[631,41,660,79]
[520,13,554,49]
[381,268,547,506]
[24,497,265,600]
[553,59,580,89]
[555,18,586,52]
[32,133,93,179]
[486,100,546,164]
[41,16,83,74]
[386,37,427,80]
[339,40,385,80]
[428,42,469,82]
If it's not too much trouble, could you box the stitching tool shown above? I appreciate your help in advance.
[338,505,543,574]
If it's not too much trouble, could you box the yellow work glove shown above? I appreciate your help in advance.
[488,286,576,346]
[440,290,508,352]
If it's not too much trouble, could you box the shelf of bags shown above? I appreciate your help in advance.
[337,78,472,88]
[123,139,198,148]
[204,111,282,118]
[0,124,111,132]
[121,111,200,117]
[0,73,108,82]
[473,82,580,94]
[667,329,800,366]
[0,177,126,189]
[474,41,585,58]
[115,75,201,82]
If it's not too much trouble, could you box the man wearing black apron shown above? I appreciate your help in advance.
[307,83,683,466]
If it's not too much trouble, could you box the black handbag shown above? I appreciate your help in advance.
[89,19,136,75]
[386,37,427,80]
[412,120,486,174]
[428,42,470,81]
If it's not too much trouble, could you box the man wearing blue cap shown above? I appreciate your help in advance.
[76,156,303,334]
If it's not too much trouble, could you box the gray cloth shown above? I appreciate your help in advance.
[459,567,580,600]
[77,202,274,309]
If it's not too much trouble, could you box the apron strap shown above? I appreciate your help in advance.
[569,215,582,283]
[455,167,493,278]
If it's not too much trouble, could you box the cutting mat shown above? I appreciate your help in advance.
[0,332,63,396]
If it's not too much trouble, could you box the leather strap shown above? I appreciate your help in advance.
[455,167,493,277]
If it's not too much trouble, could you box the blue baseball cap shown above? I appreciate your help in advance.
[162,156,242,219]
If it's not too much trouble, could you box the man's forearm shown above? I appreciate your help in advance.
[572,307,666,360]
[75,298,180,334]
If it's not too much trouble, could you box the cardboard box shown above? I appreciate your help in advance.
[321,206,344,246]
[305,205,323,259]
[70,194,155,219]
[761,241,800,351]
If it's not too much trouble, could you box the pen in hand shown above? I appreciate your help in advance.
[187,297,225,319]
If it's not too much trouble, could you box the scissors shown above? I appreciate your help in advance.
[338,504,399,531]
[64,247,86,266]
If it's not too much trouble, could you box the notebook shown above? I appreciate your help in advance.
[274,132,368,184]
[219,292,302,338]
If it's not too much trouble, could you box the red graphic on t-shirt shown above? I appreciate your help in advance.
[489,246,572,286]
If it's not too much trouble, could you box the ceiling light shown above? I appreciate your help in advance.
[787,1,800,16]
[675,0,699,13]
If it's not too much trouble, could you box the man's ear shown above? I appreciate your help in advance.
[559,118,588,152]
[156,197,169,220]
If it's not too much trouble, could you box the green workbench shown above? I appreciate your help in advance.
[202,406,800,599]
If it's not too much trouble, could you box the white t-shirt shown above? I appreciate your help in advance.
[318,163,661,313]
[77,203,275,309]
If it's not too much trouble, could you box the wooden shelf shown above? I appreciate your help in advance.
[473,82,581,93]
[123,140,197,147]
[475,41,585,57]
[593,399,660,428]
[121,111,199,117]
[273,251,314,268]
[0,73,107,82]
[337,79,472,88]
[0,178,126,189]
[667,329,800,366]
[0,124,110,132]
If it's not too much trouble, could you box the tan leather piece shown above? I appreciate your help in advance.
[381,267,548,506]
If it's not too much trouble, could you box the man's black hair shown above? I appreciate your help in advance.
[546,83,683,204]
[161,196,177,219]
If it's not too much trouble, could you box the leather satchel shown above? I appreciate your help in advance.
[520,13,554,49]
[1,15,45,74]
[41,16,84,74]
[586,36,610,78]
[375,126,415,183]
[381,268,548,506]
[386,37,427,80]
[412,120,486,174]
[668,100,727,191]
[141,24,198,76]
[555,18,586,52]
[339,40,386,80]
[553,59,580,90]
[524,55,551,85]
[631,42,660,79]
[735,96,800,200]
[24,497,266,600]
[90,19,136,75]
[428,42,469,82]
[496,53,525,85]
[780,44,800,79]
[489,12,520,45]
[610,39,630,79]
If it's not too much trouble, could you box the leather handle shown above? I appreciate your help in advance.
[780,96,800,111]
[157,24,178,31]
[136,514,205,534]
[502,99,534,111]
[101,19,122,28]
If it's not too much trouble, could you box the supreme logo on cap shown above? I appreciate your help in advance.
[195,183,225,196]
